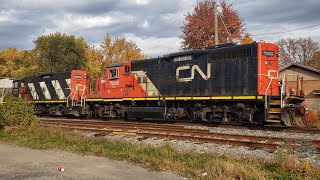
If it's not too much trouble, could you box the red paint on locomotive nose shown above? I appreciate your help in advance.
[257,42,279,96]
[70,70,90,100]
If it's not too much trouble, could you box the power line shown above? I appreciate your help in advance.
[218,13,231,40]
[253,23,320,36]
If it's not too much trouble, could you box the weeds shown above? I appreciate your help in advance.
[306,109,320,128]
[0,95,39,130]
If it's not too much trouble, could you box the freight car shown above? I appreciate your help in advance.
[13,42,306,127]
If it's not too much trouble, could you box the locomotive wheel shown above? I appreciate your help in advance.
[207,113,214,123]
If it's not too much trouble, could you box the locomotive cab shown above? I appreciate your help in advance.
[12,79,29,100]
[94,61,146,99]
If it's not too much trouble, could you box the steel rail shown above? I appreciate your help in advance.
[41,121,320,145]
[40,117,320,134]
[41,120,320,153]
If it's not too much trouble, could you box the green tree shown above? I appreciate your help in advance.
[34,32,88,72]
[0,95,38,130]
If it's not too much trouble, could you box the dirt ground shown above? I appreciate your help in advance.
[0,143,183,180]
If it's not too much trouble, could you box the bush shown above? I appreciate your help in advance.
[0,95,39,130]
[305,109,320,128]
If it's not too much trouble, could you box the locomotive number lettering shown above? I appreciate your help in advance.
[262,50,275,57]
[110,80,119,86]
[176,63,211,82]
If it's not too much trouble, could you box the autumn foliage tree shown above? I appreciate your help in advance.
[85,45,104,81]
[100,34,146,72]
[240,33,254,44]
[0,48,39,78]
[277,38,320,67]
[181,0,245,49]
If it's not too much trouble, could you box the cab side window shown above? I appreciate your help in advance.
[125,66,130,76]
[109,68,119,79]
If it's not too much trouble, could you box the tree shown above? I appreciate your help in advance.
[85,45,104,81]
[306,51,320,69]
[34,32,88,72]
[0,48,18,77]
[180,0,245,50]
[100,34,146,71]
[0,48,39,78]
[240,33,254,44]
[277,38,320,67]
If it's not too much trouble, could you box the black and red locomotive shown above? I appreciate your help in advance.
[13,42,306,127]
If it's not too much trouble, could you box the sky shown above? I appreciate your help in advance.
[0,0,320,57]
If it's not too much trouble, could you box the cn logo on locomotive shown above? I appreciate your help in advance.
[176,63,211,82]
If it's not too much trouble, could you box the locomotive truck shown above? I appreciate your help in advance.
[12,42,306,127]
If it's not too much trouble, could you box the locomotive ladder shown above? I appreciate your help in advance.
[266,96,282,123]
[263,70,282,123]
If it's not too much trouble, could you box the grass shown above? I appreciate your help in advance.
[1,126,320,179]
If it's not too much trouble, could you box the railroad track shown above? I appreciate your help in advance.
[40,118,320,154]
[40,117,320,134]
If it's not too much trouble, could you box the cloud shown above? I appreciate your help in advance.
[140,20,150,29]
[0,10,13,22]
[123,33,182,57]
[136,0,149,5]
[0,0,319,57]
[44,12,135,35]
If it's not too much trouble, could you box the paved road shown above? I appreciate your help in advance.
[0,143,183,180]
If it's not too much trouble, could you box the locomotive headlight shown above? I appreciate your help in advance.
[289,88,295,94]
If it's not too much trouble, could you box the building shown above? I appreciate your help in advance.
[0,78,13,103]
[279,63,320,110]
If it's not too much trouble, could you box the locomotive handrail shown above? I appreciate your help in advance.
[264,70,278,109]
[80,85,86,107]
[265,78,273,109]
[72,85,80,107]
[66,89,74,108]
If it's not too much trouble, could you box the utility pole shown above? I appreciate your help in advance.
[214,2,218,45]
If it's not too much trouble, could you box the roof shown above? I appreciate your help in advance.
[107,62,126,68]
[279,63,320,74]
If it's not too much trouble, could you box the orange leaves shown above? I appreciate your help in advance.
[86,34,147,79]
[0,48,18,77]
[100,34,146,65]
[85,46,104,80]
[0,48,39,78]
[181,0,245,50]
[240,33,254,44]
[305,109,320,128]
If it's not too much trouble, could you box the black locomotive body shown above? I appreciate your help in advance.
[131,43,258,97]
